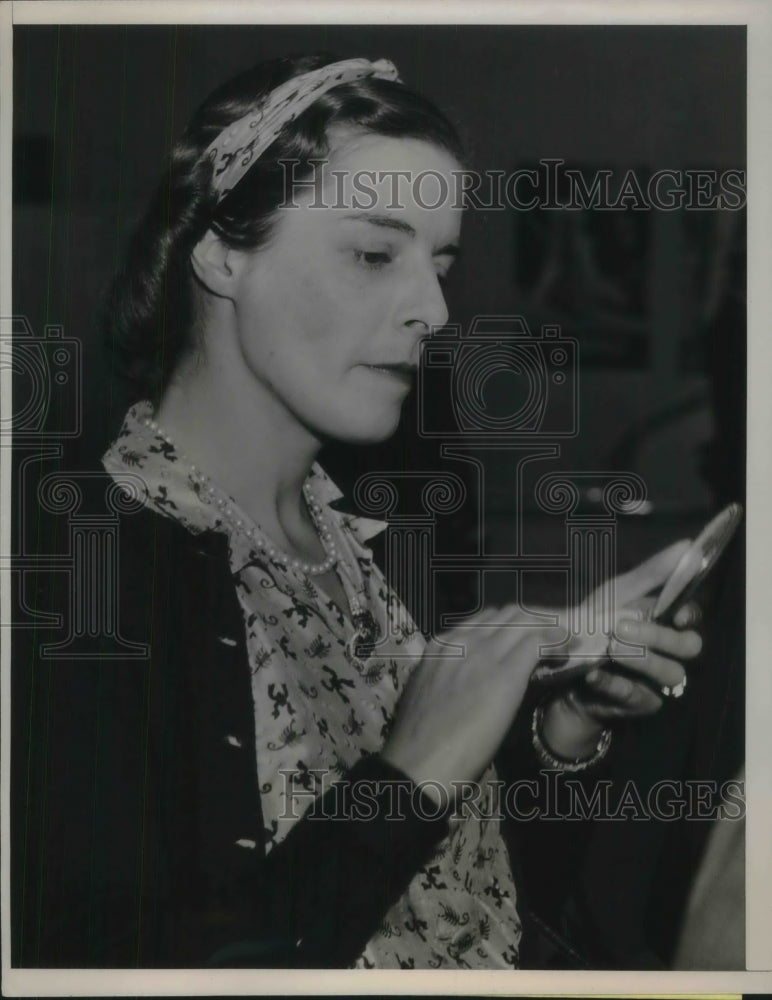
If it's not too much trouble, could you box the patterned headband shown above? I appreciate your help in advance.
[204,57,402,203]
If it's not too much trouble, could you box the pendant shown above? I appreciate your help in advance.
[352,607,381,660]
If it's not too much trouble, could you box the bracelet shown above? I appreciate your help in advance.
[531,701,612,772]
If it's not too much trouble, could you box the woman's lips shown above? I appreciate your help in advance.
[364,363,416,387]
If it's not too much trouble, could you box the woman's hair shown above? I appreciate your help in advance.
[104,53,465,404]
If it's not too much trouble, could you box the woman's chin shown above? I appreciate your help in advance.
[328,408,403,445]
[338,424,401,446]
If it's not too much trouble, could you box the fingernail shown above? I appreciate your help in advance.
[586,668,601,683]
[617,619,640,637]
[677,606,701,628]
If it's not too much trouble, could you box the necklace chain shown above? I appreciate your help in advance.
[140,415,338,577]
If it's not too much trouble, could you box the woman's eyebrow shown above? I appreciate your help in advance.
[340,213,460,257]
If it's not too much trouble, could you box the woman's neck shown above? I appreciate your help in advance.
[154,349,323,554]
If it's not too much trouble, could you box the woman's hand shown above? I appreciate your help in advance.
[539,541,704,761]
[381,539,704,797]
[381,605,550,802]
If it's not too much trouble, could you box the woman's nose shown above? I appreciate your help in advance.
[403,266,449,333]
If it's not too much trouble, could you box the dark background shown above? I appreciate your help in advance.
[12,24,746,969]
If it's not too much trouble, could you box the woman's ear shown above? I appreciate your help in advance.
[190,230,241,297]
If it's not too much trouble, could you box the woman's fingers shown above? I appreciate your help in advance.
[604,617,697,706]
[450,604,546,664]
[582,667,664,717]
[612,616,702,660]
[613,597,702,630]
[575,600,700,720]
[605,648,686,688]
[384,606,551,793]
[450,602,531,633]
[672,601,702,628]
[598,539,692,610]
[615,596,656,622]
[424,605,505,655]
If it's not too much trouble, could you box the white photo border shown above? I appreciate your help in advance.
[2,0,770,995]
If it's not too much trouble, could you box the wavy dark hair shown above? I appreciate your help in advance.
[103,53,465,405]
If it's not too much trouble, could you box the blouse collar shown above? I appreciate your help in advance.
[101,400,387,572]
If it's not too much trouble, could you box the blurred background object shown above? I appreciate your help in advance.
[672,767,745,970]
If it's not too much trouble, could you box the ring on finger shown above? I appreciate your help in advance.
[661,676,687,699]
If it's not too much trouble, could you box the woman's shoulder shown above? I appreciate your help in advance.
[58,460,236,629]
[118,499,230,566]
[115,504,235,622]
[71,454,232,560]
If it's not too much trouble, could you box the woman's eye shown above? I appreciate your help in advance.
[434,268,453,290]
[354,249,393,270]
[434,254,456,287]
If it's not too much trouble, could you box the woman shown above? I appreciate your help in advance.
[16,53,701,970]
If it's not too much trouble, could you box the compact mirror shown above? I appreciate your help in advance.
[650,501,743,624]
[531,501,743,686]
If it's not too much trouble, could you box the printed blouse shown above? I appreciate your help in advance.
[102,400,522,969]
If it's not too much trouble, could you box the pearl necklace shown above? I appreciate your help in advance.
[140,414,338,577]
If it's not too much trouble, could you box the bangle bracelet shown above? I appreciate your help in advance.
[531,701,612,772]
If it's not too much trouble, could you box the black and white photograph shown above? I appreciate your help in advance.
[2,1,770,994]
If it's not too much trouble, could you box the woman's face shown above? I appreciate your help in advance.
[229,132,463,443]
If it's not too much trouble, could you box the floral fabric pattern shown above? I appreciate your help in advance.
[103,401,521,969]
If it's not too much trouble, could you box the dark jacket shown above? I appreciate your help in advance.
[11,497,448,968]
